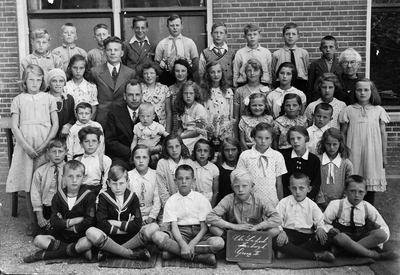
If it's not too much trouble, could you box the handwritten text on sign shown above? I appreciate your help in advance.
[226,230,273,263]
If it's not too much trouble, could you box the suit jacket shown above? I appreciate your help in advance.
[308,56,342,101]
[105,102,161,167]
[90,63,136,129]
[105,102,134,164]
[122,40,155,74]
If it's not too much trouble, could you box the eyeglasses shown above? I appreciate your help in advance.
[341,60,359,66]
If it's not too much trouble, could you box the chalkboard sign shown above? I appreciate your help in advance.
[226,230,273,263]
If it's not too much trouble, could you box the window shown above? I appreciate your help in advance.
[370,1,400,107]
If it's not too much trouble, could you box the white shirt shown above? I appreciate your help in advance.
[307,124,329,155]
[79,152,111,189]
[163,190,211,225]
[277,195,328,234]
[193,161,219,202]
[128,168,161,220]
[107,62,121,75]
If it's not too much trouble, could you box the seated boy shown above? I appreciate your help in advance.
[23,160,95,263]
[20,28,63,79]
[66,102,105,161]
[324,175,398,260]
[76,126,111,196]
[233,23,272,87]
[152,164,224,265]
[306,103,333,154]
[274,173,335,262]
[308,36,342,101]
[130,102,169,163]
[206,168,282,237]
[86,23,110,71]
[199,22,236,87]
[85,165,159,261]
[52,23,87,71]
[31,138,67,236]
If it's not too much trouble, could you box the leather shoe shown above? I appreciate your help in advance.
[314,251,335,262]
[131,248,151,261]
[193,253,216,265]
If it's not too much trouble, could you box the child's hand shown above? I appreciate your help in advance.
[329,228,340,237]
[180,243,194,260]
[60,125,70,137]
[315,228,328,245]
[276,231,288,247]
[234,223,253,231]
[144,217,155,225]
[37,217,49,228]
[25,145,39,159]
[35,144,47,156]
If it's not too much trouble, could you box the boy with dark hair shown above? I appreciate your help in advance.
[66,102,104,160]
[23,160,95,263]
[272,22,309,94]
[152,164,224,265]
[233,23,272,87]
[206,168,282,236]
[324,175,398,260]
[199,22,236,87]
[76,126,111,196]
[122,16,156,73]
[52,23,87,71]
[20,28,63,77]
[306,103,333,154]
[308,36,342,101]
[31,138,67,236]
[274,173,335,262]
[86,23,110,70]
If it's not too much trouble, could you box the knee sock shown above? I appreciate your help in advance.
[41,240,79,260]
[156,234,181,256]
[122,232,145,250]
[274,241,315,260]
[98,236,134,259]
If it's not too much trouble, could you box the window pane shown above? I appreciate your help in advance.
[28,0,111,10]
[123,0,205,8]
[372,0,400,3]
[370,11,400,105]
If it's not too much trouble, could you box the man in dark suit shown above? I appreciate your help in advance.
[105,79,142,170]
[308,36,342,102]
[122,16,155,76]
[90,36,136,129]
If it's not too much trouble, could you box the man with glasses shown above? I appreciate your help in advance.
[338,48,363,104]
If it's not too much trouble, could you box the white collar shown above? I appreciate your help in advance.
[137,122,157,131]
[221,162,235,170]
[129,36,150,44]
[246,45,261,52]
[309,124,330,133]
[291,149,309,160]
[209,43,228,51]
[168,34,183,40]
[194,161,211,170]
[107,62,121,73]
[321,153,342,167]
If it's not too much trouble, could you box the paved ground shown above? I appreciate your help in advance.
[0,180,399,275]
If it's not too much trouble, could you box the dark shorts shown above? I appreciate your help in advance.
[165,225,213,244]
[333,222,371,241]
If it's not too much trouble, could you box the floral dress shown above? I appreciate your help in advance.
[65,79,99,108]
[239,115,275,146]
[204,87,235,140]
[178,102,207,153]
[141,82,171,128]
[274,114,308,150]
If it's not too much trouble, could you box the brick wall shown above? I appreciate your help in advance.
[0,0,19,182]
[213,0,368,72]
[0,0,398,182]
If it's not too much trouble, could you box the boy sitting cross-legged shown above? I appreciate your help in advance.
[85,165,159,261]
[324,175,399,260]
[274,172,335,262]
[206,168,282,237]
[23,160,95,263]
[152,164,224,265]
[30,138,67,237]
[76,126,111,196]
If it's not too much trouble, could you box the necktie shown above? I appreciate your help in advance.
[350,206,356,228]
[170,38,178,57]
[132,111,137,123]
[54,165,59,191]
[112,66,117,83]
[290,49,296,68]
[138,41,144,48]
[216,48,223,56]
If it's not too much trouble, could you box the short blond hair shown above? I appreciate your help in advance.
[230,168,252,187]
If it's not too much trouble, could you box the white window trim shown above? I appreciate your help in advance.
[366,0,371,78]
[16,0,213,63]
